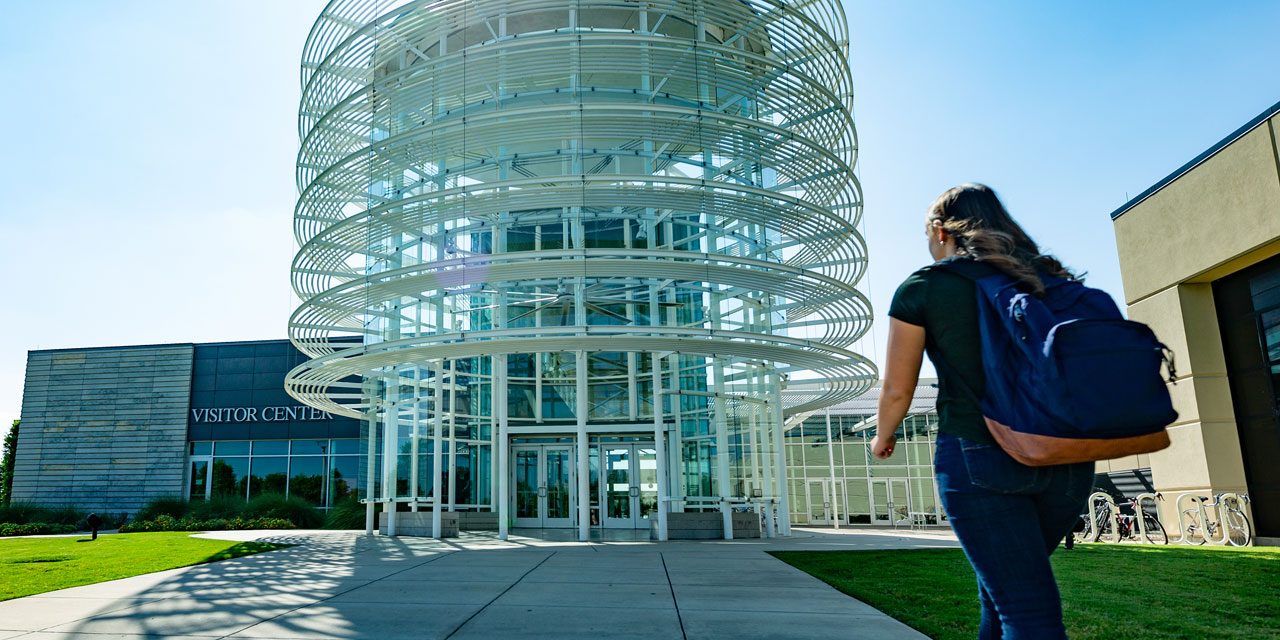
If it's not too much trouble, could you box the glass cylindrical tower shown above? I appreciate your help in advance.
[288,0,874,538]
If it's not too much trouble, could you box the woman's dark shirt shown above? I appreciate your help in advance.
[887,259,999,446]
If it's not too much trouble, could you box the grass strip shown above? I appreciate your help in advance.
[772,544,1280,640]
[1,532,289,601]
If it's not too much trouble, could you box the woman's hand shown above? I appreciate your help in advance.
[872,432,897,459]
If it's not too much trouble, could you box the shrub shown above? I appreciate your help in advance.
[37,505,84,526]
[136,496,191,522]
[189,495,249,520]
[0,522,78,537]
[0,500,45,525]
[118,515,296,533]
[243,493,323,529]
[324,498,366,530]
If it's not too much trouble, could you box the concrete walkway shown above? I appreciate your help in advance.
[0,527,957,639]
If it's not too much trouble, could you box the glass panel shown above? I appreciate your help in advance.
[211,457,249,499]
[330,439,361,455]
[545,449,571,519]
[189,459,209,500]
[215,441,250,456]
[637,447,657,520]
[330,456,360,504]
[870,480,890,523]
[289,456,326,505]
[250,457,288,497]
[809,481,826,522]
[291,439,330,455]
[515,450,539,518]
[189,442,212,456]
[605,447,631,519]
[589,446,600,525]
[253,441,289,455]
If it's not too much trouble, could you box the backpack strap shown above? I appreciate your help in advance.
[928,255,992,281]
[919,257,988,407]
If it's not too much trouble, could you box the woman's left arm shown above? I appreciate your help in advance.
[872,318,926,459]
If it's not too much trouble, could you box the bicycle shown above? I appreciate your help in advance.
[1078,494,1168,544]
[1180,493,1252,546]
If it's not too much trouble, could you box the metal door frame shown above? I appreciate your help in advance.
[807,478,843,525]
[187,456,212,500]
[600,443,657,529]
[511,444,577,528]
[869,478,912,527]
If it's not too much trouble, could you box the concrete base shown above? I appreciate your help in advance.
[457,511,499,531]
[378,511,459,537]
[655,511,761,540]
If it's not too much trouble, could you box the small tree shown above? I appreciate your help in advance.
[0,420,18,506]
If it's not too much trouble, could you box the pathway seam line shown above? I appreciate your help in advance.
[443,550,557,639]
[659,552,687,640]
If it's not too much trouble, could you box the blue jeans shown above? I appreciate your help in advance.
[934,432,1094,640]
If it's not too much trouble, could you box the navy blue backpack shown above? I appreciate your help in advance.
[936,258,1177,466]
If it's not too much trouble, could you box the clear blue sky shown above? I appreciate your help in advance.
[2,1,1279,441]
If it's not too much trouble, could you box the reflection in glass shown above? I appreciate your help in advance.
[516,450,538,518]
[211,457,248,499]
[189,459,209,500]
[330,456,360,503]
[546,449,571,519]
[250,457,288,497]
[290,456,326,505]
[606,448,631,520]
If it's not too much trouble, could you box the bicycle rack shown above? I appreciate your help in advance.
[1084,492,1122,543]
[1133,493,1162,542]
[1173,492,1231,545]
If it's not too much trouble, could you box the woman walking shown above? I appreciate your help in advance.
[871,184,1093,639]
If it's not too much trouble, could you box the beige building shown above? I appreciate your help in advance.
[1111,100,1280,543]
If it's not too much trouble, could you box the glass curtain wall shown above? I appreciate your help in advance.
[287,0,874,532]
[187,439,366,508]
[786,413,944,526]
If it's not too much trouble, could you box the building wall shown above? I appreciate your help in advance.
[14,344,194,514]
[1112,104,1280,536]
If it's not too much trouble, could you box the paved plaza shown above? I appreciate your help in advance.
[0,528,957,639]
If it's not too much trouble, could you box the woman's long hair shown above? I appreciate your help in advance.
[929,183,1077,295]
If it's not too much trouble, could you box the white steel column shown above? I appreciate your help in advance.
[576,349,589,542]
[432,361,445,538]
[410,366,421,513]
[825,408,840,529]
[773,374,790,535]
[652,352,668,541]
[497,353,510,540]
[382,380,399,536]
[714,360,733,541]
[447,359,457,512]
[365,405,377,536]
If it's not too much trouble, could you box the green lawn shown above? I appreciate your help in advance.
[0,532,289,601]
[772,544,1280,640]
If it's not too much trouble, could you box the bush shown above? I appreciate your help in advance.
[136,496,191,522]
[0,522,78,537]
[189,495,250,521]
[243,493,324,529]
[118,515,296,533]
[0,500,45,525]
[324,498,366,530]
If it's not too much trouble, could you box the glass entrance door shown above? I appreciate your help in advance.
[807,479,842,525]
[602,444,657,529]
[188,457,211,500]
[512,445,576,528]
[870,478,911,527]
